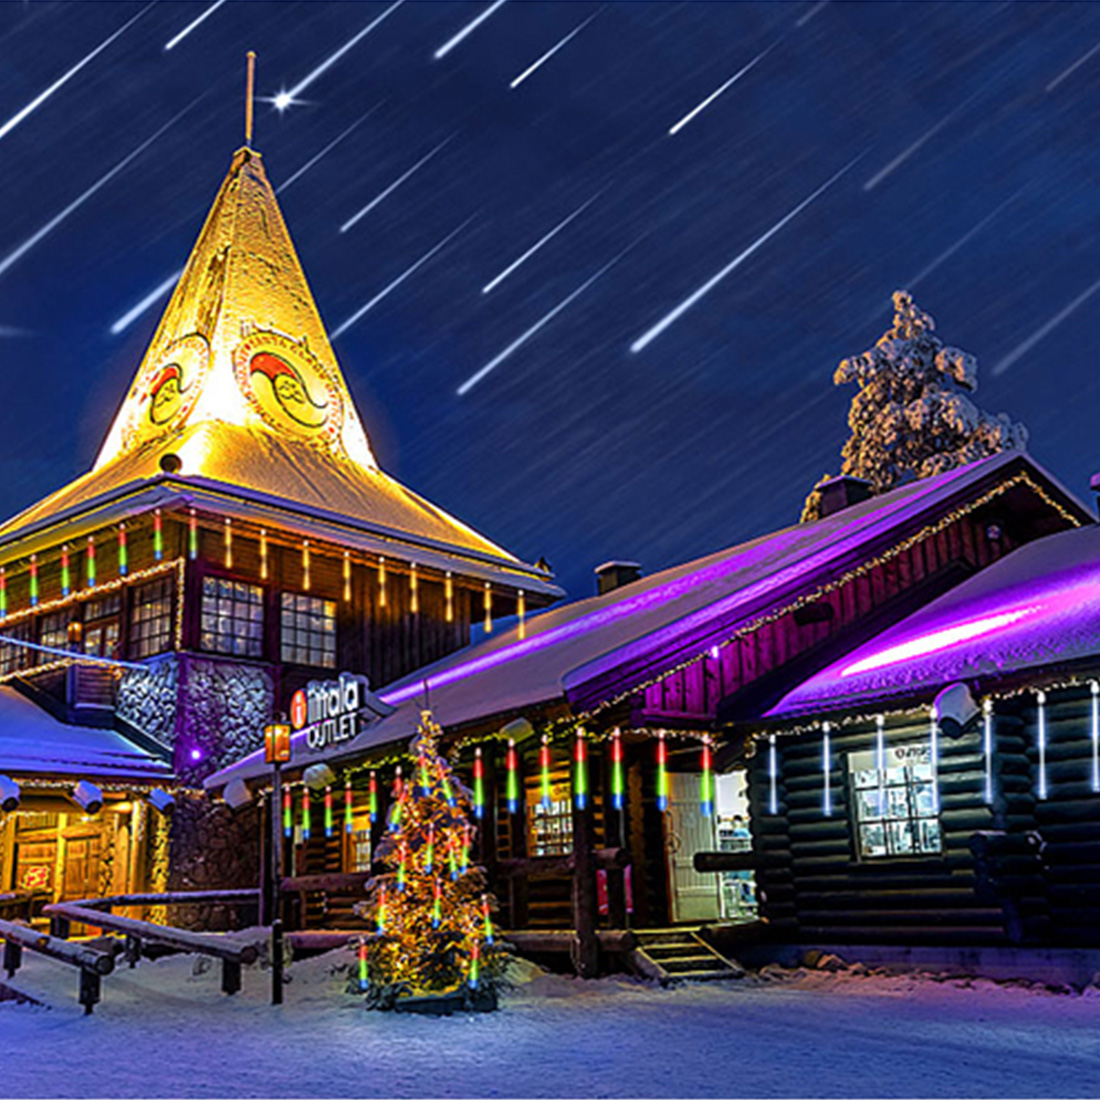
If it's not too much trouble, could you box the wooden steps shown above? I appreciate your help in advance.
[629,928,743,983]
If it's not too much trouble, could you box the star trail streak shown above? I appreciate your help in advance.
[276,0,405,109]
[435,0,509,60]
[482,190,605,294]
[1046,39,1100,92]
[459,250,626,396]
[510,11,601,89]
[340,136,455,233]
[332,218,474,339]
[164,0,228,51]
[992,275,1100,376]
[0,103,196,282]
[631,156,862,354]
[110,270,182,336]
[277,106,382,192]
[0,3,152,144]
[668,44,776,136]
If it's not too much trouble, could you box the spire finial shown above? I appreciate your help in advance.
[244,51,256,147]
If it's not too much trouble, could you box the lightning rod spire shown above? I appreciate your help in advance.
[244,51,256,147]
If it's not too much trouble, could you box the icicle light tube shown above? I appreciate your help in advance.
[1091,681,1100,795]
[118,524,128,577]
[700,737,714,817]
[1037,690,1048,801]
[153,509,163,562]
[345,779,353,834]
[506,739,518,813]
[369,771,378,824]
[473,748,484,818]
[282,787,292,838]
[444,571,453,623]
[301,787,311,841]
[358,940,369,990]
[656,732,668,812]
[259,528,268,580]
[822,722,832,817]
[768,734,778,815]
[484,582,492,634]
[540,734,551,809]
[378,556,386,608]
[929,708,940,815]
[389,766,403,832]
[574,728,588,810]
[875,714,886,818]
[223,518,232,570]
[0,568,7,619]
[518,590,526,640]
[302,540,311,591]
[983,698,994,805]
[343,550,351,603]
[410,563,418,615]
[610,728,624,811]
[324,786,333,838]
[87,536,96,587]
[188,509,197,560]
[28,556,38,607]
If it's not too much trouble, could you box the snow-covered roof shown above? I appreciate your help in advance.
[206,451,1085,791]
[768,521,1100,719]
[0,687,173,782]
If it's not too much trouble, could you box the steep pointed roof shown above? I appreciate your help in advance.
[0,146,557,592]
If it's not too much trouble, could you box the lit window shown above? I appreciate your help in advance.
[849,743,941,859]
[0,619,35,675]
[83,594,121,658]
[201,578,263,658]
[526,776,573,857]
[39,611,69,659]
[280,592,336,668]
[130,576,173,658]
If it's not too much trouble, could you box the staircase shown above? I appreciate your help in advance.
[629,928,743,984]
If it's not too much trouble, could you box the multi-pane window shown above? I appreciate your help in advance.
[280,592,336,668]
[0,619,35,675]
[849,743,941,859]
[201,578,263,658]
[526,776,573,857]
[39,611,69,659]
[84,595,121,659]
[130,577,174,658]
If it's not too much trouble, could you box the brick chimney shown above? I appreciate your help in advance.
[815,474,874,519]
[595,560,642,596]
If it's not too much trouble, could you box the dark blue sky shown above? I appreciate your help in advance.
[1,1,1099,597]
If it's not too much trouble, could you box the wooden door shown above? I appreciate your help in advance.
[666,773,720,923]
[61,835,102,900]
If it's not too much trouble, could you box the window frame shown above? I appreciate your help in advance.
[279,590,337,669]
[129,575,175,659]
[199,576,265,659]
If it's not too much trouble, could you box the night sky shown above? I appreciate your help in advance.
[2,1,1099,599]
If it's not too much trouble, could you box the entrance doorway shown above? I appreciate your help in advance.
[715,771,756,922]
[665,772,720,923]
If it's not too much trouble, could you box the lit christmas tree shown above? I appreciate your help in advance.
[354,710,506,1011]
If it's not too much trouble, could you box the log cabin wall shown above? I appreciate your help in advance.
[640,509,1017,728]
[747,714,1026,947]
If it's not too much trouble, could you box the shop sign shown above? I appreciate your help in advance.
[291,672,374,753]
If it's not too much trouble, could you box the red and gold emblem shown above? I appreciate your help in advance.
[121,334,210,447]
[233,330,343,446]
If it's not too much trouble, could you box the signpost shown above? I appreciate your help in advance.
[264,717,291,1007]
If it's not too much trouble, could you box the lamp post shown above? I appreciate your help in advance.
[264,716,291,1006]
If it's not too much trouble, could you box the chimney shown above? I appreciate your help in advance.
[1090,472,1100,518]
[815,475,874,519]
[594,560,642,596]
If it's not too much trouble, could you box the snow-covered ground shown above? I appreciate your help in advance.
[2,949,1099,1098]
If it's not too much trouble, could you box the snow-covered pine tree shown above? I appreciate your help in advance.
[353,709,506,1010]
[802,291,1027,520]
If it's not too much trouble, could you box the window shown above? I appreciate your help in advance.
[0,619,35,675]
[849,743,941,859]
[526,777,573,857]
[201,578,263,658]
[83,594,121,659]
[39,611,69,660]
[280,592,336,668]
[130,576,174,658]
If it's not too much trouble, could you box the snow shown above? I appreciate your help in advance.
[210,452,1079,792]
[3,948,1100,1097]
[769,522,1100,718]
[0,685,172,781]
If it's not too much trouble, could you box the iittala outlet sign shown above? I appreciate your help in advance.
[291,672,374,752]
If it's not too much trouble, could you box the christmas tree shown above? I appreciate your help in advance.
[802,290,1027,520]
[354,710,506,1010]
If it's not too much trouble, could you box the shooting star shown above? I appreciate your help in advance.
[510,10,600,89]
[110,270,182,336]
[0,3,152,144]
[109,115,377,336]
[0,103,196,282]
[631,155,861,354]
[340,136,455,233]
[277,106,382,193]
[864,89,980,191]
[669,44,776,136]
[459,250,625,396]
[272,0,405,111]
[904,192,1020,290]
[796,1,830,27]
[1046,39,1100,92]
[332,219,473,339]
[435,0,509,60]
[164,0,228,51]
[991,274,1100,376]
[482,189,605,294]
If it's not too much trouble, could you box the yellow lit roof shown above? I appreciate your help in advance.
[0,145,551,584]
